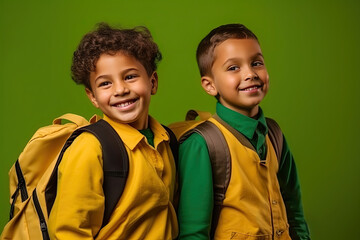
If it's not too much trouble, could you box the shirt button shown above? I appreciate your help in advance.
[276,230,284,236]
[272,200,278,205]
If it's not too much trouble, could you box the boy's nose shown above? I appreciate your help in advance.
[243,67,258,81]
[114,82,130,96]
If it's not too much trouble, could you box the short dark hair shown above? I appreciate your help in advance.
[71,23,162,89]
[196,24,258,77]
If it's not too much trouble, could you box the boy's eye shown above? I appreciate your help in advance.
[252,61,264,67]
[227,66,239,71]
[125,74,137,80]
[98,81,111,87]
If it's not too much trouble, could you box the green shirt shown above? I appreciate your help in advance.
[139,128,154,147]
[177,102,310,239]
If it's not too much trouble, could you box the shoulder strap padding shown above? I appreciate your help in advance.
[45,119,129,228]
[179,120,230,239]
[265,117,283,163]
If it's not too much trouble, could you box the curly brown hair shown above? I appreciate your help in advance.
[71,23,162,90]
[196,24,258,77]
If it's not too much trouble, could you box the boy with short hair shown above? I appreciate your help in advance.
[48,23,178,239]
[177,24,310,239]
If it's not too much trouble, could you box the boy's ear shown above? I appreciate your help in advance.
[85,88,99,108]
[201,76,218,97]
[150,72,158,95]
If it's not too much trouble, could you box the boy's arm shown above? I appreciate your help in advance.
[277,135,311,240]
[48,133,105,239]
[177,133,214,240]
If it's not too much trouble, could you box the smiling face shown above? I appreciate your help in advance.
[86,52,158,130]
[201,38,269,117]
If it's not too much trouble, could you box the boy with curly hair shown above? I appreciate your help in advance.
[177,24,310,239]
[48,23,178,239]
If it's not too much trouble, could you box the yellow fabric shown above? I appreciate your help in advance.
[1,114,95,240]
[209,118,290,240]
[168,110,213,140]
[48,115,178,240]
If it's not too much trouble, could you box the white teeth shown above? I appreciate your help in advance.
[115,101,133,107]
[243,86,260,91]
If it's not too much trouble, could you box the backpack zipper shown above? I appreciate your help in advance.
[9,187,19,220]
[32,189,50,240]
[15,160,28,201]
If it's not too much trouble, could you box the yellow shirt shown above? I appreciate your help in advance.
[48,115,178,240]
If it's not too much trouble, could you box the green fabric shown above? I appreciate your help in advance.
[216,103,268,159]
[177,102,310,240]
[139,128,154,147]
[277,140,311,239]
[178,133,214,239]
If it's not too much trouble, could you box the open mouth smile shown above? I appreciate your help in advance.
[239,84,263,92]
[112,98,138,108]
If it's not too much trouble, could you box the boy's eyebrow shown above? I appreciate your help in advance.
[121,67,139,74]
[253,52,264,59]
[222,53,264,66]
[95,74,111,83]
[94,68,139,82]
[253,52,264,58]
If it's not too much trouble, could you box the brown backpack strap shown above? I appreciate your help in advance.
[179,120,230,239]
[215,115,284,163]
[265,117,283,163]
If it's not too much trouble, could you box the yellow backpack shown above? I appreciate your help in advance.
[168,110,212,138]
[0,114,130,240]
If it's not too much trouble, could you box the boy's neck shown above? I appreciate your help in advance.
[220,102,259,118]
[129,119,149,130]
[247,107,260,119]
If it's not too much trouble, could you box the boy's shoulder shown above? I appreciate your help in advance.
[176,112,283,161]
[177,117,230,167]
[62,131,103,165]
[63,119,128,162]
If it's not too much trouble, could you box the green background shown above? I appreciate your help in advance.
[0,0,359,239]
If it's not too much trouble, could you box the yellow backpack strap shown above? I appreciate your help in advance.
[52,114,89,126]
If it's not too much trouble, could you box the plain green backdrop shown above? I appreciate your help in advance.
[1,0,359,239]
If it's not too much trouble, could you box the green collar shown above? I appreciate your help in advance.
[216,102,269,159]
[139,128,154,147]
[216,102,268,139]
